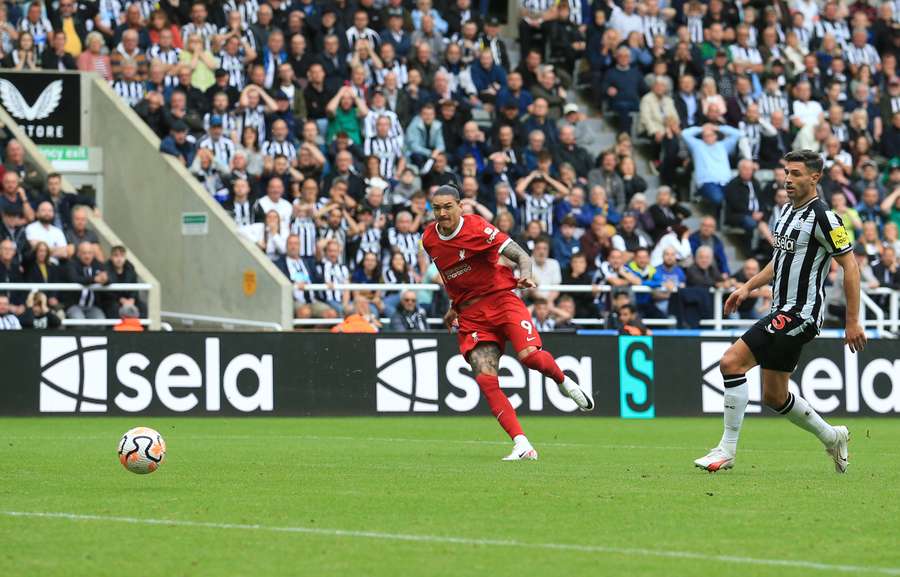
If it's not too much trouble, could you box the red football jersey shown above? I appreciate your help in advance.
[421,214,517,305]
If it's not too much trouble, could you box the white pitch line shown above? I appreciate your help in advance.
[3,511,899,576]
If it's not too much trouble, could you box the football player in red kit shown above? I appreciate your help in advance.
[421,185,594,461]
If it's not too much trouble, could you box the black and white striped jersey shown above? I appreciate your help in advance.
[112,79,145,107]
[123,0,155,20]
[522,193,555,234]
[845,44,880,69]
[203,111,238,134]
[181,22,218,50]
[385,227,421,271]
[19,17,53,49]
[363,109,403,140]
[284,256,315,304]
[813,19,850,49]
[363,135,404,179]
[198,135,237,166]
[289,217,318,258]
[147,45,181,66]
[317,259,350,302]
[769,196,852,328]
[235,105,267,143]
[353,227,383,265]
[218,50,248,89]
[262,139,297,160]
[319,224,348,253]
[223,0,260,25]
[374,60,408,87]
[686,14,704,44]
[641,14,667,47]
[758,91,789,119]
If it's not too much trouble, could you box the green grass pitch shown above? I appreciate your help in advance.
[1,416,898,577]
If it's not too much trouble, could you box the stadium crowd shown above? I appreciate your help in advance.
[1,0,899,332]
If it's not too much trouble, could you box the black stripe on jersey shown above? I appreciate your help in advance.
[809,247,832,323]
[776,204,815,309]
[792,205,826,314]
[771,201,797,305]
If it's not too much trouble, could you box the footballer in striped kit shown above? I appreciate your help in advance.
[695,150,867,474]
[118,427,166,474]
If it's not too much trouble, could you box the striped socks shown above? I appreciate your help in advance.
[719,374,748,455]
[775,392,837,447]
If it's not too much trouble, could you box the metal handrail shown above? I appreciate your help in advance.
[0,283,153,292]
[161,311,283,331]
[62,319,152,327]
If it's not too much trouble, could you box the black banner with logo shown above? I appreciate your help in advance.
[0,333,896,417]
[0,71,81,144]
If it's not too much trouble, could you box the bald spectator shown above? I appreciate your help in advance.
[64,242,108,320]
[65,207,104,261]
[0,173,35,223]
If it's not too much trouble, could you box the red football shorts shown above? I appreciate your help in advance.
[457,290,542,359]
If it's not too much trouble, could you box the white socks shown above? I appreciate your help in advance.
[777,392,837,447]
[513,434,531,449]
[719,374,748,455]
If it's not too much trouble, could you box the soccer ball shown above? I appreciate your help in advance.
[117,427,166,474]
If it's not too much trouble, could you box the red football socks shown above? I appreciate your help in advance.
[521,349,565,384]
[475,374,524,440]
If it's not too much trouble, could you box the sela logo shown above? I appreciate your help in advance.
[772,234,796,253]
[0,79,65,138]
[618,336,654,419]
[700,341,899,414]
[39,336,274,413]
[375,338,592,413]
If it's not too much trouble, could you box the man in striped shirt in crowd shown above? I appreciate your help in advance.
[262,119,297,165]
[364,116,405,180]
[198,115,236,167]
[695,150,866,475]
[182,2,218,50]
[317,239,351,312]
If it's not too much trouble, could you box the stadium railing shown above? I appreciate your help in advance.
[291,284,900,333]
[0,282,163,329]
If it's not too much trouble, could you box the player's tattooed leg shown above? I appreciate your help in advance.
[468,343,501,376]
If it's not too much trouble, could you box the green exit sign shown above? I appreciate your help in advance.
[182,212,208,235]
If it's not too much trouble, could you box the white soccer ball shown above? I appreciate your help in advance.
[117,427,166,474]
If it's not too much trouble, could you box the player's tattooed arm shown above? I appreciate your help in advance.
[501,240,536,288]
[468,343,501,375]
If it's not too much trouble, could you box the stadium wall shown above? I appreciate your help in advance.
[5,333,898,417]
[85,75,293,329]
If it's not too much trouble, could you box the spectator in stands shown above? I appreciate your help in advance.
[33,173,94,232]
[639,76,679,143]
[724,158,766,238]
[856,187,886,232]
[589,152,625,212]
[24,202,67,263]
[19,291,61,330]
[0,173,35,223]
[872,247,899,312]
[0,294,21,330]
[611,213,652,258]
[653,246,686,316]
[0,239,24,315]
[64,242,108,320]
[65,207,103,261]
[104,245,142,320]
[681,122,743,210]
[648,186,690,241]
[318,239,351,312]
[555,126,591,178]
[41,30,77,70]
[389,289,429,331]
[277,234,335,320]
[686,246,723,289]
[552,216,579,269]
[618,156,647,205]
[561,252,596,318]
[160,121,197,167]
[531,297,573,332]
[732,258,772,319]
[689,216,730,280]
[405,103,444,171]
[24,242,61,309]
[601,47,647,136]
[830,191,863,245]
[529,236,561,303]
[627,247,662,319]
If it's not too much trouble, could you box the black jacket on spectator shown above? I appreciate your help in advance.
[41,48,77,70]
[674,91,705,128]
[24,260,62,302]
[555,143,592,177]
[648,203,690,239]
[759,129,791,169]
[0,258,24,306]
[63,257,106,308]
[134,99,169,138]
[20,309,62,329]
[32,191,96,231]
[685,263,721,288]
[724,176,763,227]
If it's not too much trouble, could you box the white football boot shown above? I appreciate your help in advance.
[694,445,735,472]
[502,439,538,461]
[558,376,595,411]
[825,425,850,473]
